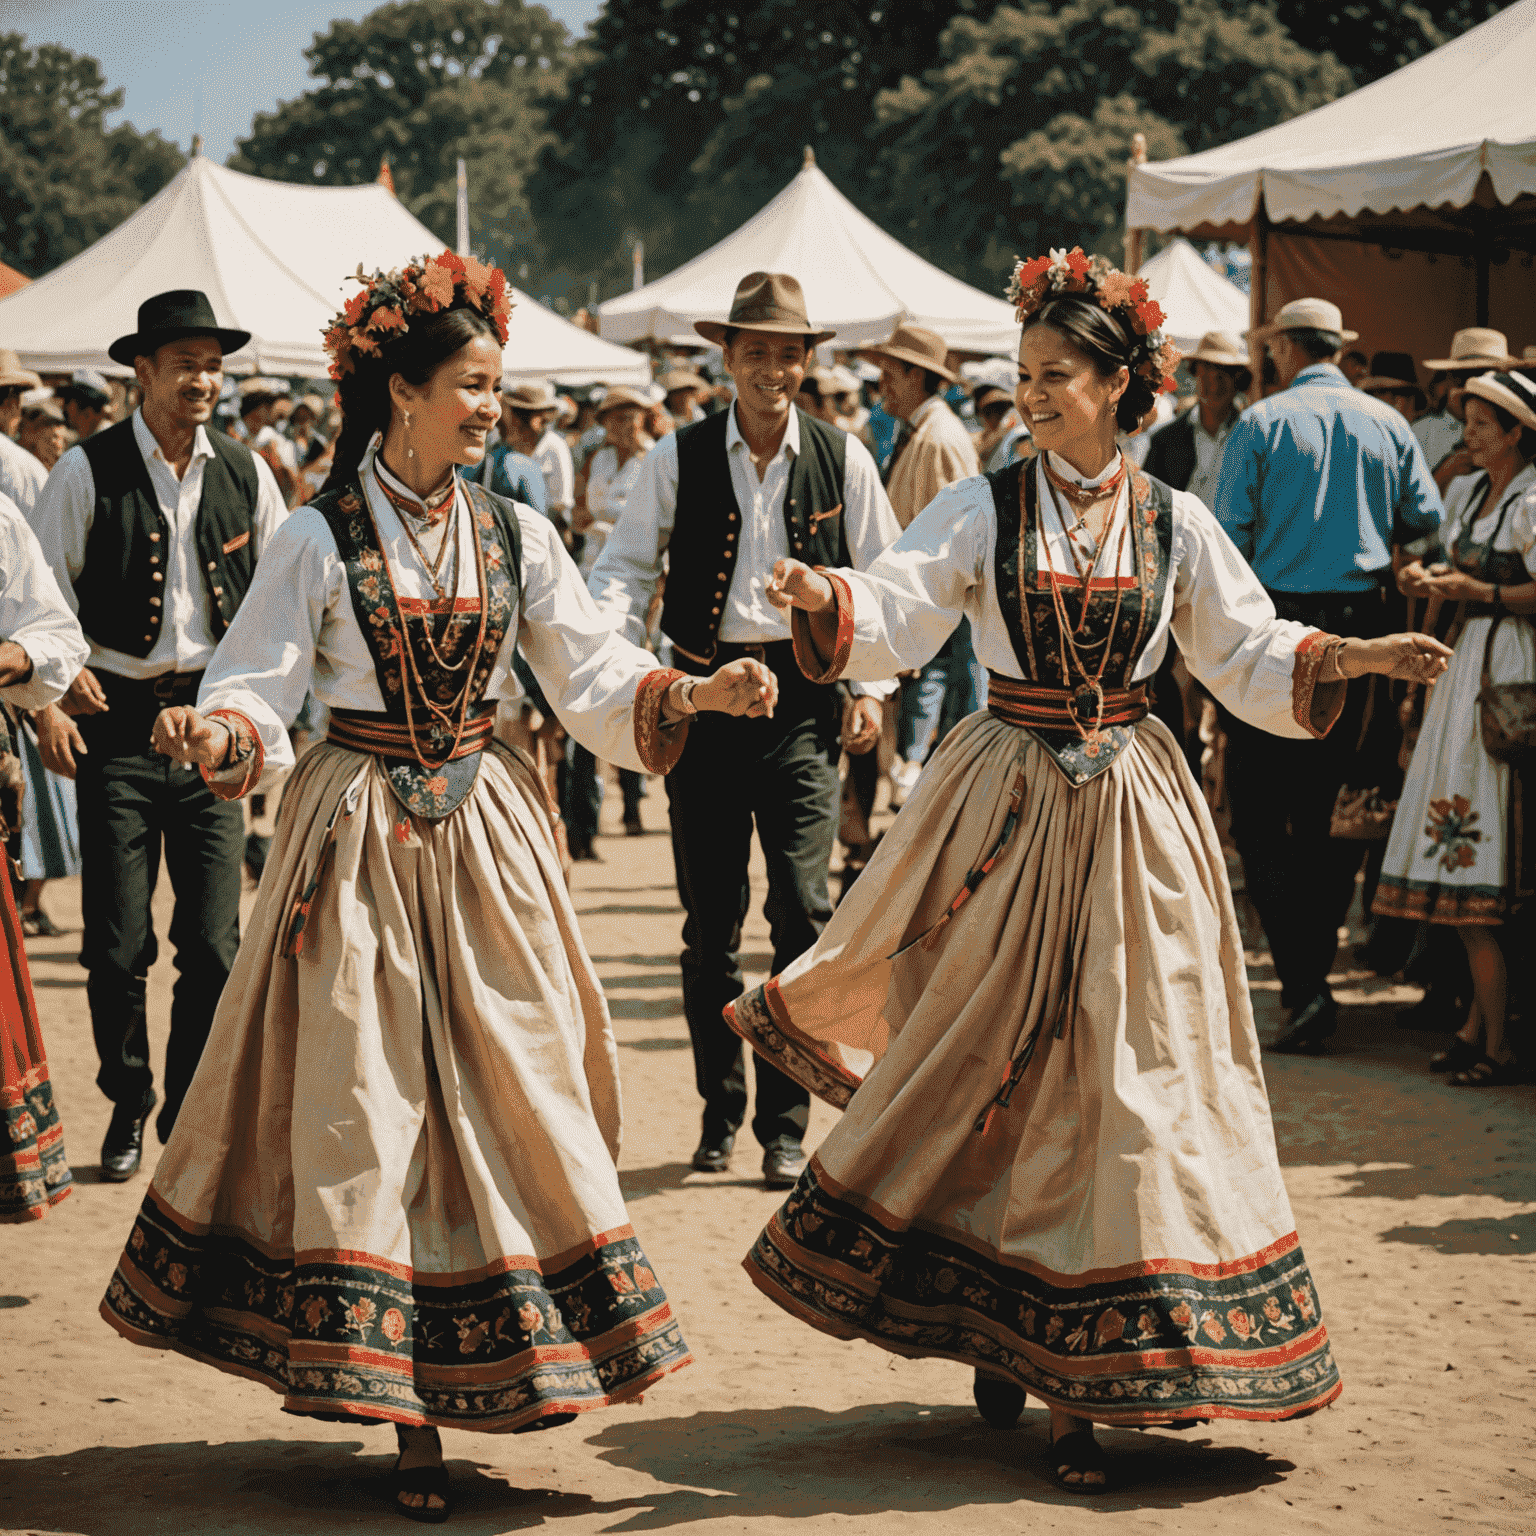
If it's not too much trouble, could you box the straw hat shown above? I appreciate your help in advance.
[1356,351,1425,401]
[504,380,559,412]
[658,369,707,395]
[1183,331,1250,369]
[594,386,650,419]
[972,382,1014,412]
[823,363,862,395]
[20,389,63,422]
[856,323,960,384]
[695,272,835,346]
[0,349,42,391]
[58,368,112,405]
[1251,298,1358,344]
[1423,328,1516,373]
[1465,371,1536,433]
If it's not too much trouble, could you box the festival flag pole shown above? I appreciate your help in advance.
[456,158,470,257]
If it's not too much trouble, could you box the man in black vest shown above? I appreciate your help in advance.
[591,272,900,1187]
[29,291,287,1180]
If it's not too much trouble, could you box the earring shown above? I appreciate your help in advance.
[404,409,414,460]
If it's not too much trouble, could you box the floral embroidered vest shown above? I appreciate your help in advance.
[311,476,522,819]
[988,457,1174,785]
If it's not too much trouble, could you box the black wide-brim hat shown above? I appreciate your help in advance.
[108,290,251,368]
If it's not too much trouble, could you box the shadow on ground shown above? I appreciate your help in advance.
[1378,1207,1536,1255]
[0,1410,1292,1534]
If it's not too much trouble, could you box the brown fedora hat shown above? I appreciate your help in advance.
[856,323,960,384]
[695,272,835,346]
[0,348,42,391]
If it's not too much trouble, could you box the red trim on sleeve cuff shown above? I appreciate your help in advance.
[1292,631,1346,739]
[633,668,690,775]
[200,709,264,800]
[789,571,855,684]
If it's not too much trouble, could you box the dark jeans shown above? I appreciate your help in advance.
[1223,586,1391,1013]
[565,743,645,847]
[665,643,837,1149]
[76,680,244,1135]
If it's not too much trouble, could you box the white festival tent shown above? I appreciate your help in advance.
[1135,238,1249,351]
[597,149,1021,355]
[0,155,652,387]
[1126,0,1536,366]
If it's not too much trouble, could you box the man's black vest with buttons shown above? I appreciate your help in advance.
[661,406,849,664]
[74,419,260,659]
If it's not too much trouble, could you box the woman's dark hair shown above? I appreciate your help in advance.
[321,306,500,494]
[1484,399,1536,461]
[1022,294,1156,433]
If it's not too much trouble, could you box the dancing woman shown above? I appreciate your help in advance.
[100,254,776,1522]
[743,250,1450,1491]
[1375,369,1536,1085]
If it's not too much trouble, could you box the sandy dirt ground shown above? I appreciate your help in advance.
[2,781,1533,1535]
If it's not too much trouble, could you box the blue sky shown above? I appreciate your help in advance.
[8,1,603,162]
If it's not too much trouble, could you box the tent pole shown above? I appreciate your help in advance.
[1124,133,1147,275]
[1475,240,1490,328]
[1249,193,1270,400]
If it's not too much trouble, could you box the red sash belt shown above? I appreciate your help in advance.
[326,708,496,762]
[986,672,1149,731]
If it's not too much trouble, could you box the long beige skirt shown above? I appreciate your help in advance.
[728,712,1340,1426]
[101,742,690,1431]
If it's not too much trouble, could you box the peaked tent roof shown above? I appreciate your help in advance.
[1136,239,1249,350]
[1127,0,1536,236]
[0,156,651,386]
[597,151,1021,354]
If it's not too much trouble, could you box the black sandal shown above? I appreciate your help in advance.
[1429,1037,1480,1073]
[973,1370,1027,1428]
[391,1433,451,1524]
[1050,1429,1109,1493]
[1448,1053,1522,1087]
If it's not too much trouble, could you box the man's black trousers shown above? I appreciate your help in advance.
[76,675,244,1139]
[664,641,840,1151]
[1222,587,1394,1013]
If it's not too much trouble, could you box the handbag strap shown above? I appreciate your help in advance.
[1479,610,1536,689]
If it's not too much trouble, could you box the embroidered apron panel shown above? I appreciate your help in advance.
[989,459,1174,785]
[313,478,521,819]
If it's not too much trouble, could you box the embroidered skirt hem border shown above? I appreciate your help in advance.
[1371,875,1507,926]
[743,1168,1342,1427]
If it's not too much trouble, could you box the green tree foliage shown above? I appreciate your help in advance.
[1264,1,1507,86]
[229,0,574,275]
[0,33,185,277]
[868,1,1354,292]
[531,2,976,297]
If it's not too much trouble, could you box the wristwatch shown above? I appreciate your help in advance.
[676,678,700,717]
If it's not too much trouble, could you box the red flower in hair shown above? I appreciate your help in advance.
[462,254,492,303]
[418,262,455,310]
[343,290,369,326]
[369,306,407,333]
[1065,248,1091,282]
[1017,255,1051,286]
[1132,299,1166,337]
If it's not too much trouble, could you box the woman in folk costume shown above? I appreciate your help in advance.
[99,253,777,1522]
[1375,369,1536,1087]
[748,249,1451,1491]
[0,494,90,1222]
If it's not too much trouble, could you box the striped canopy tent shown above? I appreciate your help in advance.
[1127,0,1536,381]
[0,155,652,387]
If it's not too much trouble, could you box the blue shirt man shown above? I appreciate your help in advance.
[1215,348,1442,594]
[1211,297,1443,1060]
[465,444,548,514]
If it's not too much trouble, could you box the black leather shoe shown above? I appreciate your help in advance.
[973,1370,1027,1428]
[1270,995,1338,1055]
[761,1144,807,1189]
[101,1097,154,1182]
[691,1132,735,1173]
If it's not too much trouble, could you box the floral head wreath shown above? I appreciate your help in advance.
[1007,247,1181,393]
[322,250,513,383]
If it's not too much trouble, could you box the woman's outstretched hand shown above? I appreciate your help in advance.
[151,706,230,767]
[1334,633,1454,684]
[765,558,836,614]
[696,659,779,719]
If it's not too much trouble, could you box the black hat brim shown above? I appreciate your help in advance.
[107,325,253,369]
